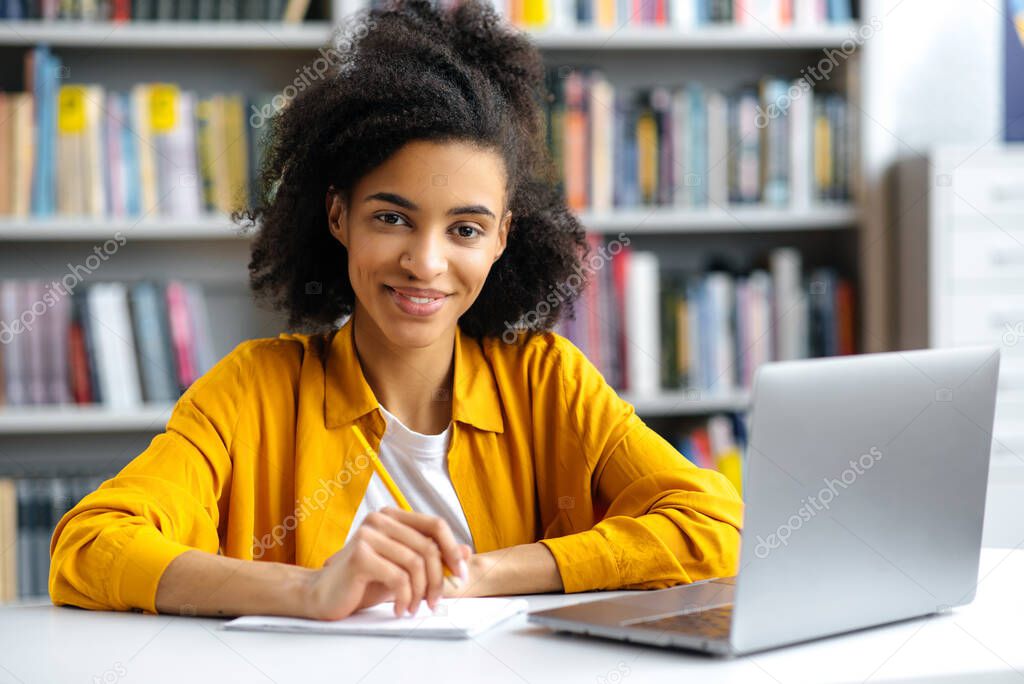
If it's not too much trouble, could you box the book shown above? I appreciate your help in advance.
[223,597,529,638]
[1008,0,1024,141]
[674,412,747,490]
[556,237,853,395]
[489,0,851,27]
[2,474,111,599]
[87,282,143,408]
[0,277,214,407]
[539,66,852,213]
[0,479,16,602]
[3,49,274,223]
[624,251,661,396]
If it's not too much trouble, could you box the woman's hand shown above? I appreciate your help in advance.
[442,552,487,599]
[302,507,471,621]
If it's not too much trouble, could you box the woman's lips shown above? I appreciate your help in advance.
[385,285,449,317]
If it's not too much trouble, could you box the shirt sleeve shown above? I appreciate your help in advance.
[538,337,745,593]
[48,343,252,615]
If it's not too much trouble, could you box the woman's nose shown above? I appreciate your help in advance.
[401,231,448,279]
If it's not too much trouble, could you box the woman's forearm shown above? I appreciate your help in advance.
[157,541,563,617]
[155,549,315,618]
[461,542,564,596]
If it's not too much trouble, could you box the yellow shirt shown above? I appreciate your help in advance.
[49,318,744,615]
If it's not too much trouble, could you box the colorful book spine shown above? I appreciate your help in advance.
[0,278,215,407]
[556,238,855,395]
[541,66,853,213]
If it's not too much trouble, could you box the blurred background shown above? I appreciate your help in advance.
[0,0,1021,604]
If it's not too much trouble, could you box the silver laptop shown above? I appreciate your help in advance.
[528,346,1001,656]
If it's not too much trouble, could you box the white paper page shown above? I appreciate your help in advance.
[222,597,529,639]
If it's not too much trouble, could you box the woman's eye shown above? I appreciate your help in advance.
[454,225,481,239]
[375,212,408,226]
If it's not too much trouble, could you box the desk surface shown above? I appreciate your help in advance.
[3,547,1023,684]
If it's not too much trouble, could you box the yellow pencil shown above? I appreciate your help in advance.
[350,424,459,583]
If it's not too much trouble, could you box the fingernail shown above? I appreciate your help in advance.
[458,559,469,581]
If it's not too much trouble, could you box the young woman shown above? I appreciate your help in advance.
[49,0,743,621]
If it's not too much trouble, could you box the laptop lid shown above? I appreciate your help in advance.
[730,346,1000,654]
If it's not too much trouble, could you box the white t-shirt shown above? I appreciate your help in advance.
[343,404,476,552]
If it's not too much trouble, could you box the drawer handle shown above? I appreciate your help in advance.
[992,252,1024,266]
[991,186,1024,203]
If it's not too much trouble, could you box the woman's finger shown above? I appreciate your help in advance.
[364,511,445,609]
[347,539,412,618]
[357,524,428,616]
[379,507,468,582]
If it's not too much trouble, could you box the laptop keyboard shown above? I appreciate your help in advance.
[631,605,733,640]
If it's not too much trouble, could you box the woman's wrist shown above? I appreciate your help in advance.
[449,542,564,598]
[292,563,323,619]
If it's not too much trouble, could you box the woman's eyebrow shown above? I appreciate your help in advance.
[364,191,495,218]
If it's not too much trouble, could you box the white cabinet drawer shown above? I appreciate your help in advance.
[941,294,1024,350]
[998,364,1024,393]
[951,226,1024,282]
[951,168,1024,218]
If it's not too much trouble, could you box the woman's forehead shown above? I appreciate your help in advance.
[356,140,507,212]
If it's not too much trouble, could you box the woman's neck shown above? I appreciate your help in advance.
[350,307,455,435]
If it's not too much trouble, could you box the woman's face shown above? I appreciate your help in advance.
[327,139,511,349]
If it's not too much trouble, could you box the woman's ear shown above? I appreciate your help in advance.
[326,185,348,248]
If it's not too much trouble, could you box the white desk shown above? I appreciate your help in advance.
[3,548,1023,684]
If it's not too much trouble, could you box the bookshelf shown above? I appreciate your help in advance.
[0,0,881,601]
[0,9,871,445]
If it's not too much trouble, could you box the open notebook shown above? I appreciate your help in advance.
[222,597,529,639]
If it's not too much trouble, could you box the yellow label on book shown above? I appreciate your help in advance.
[57,86,87,134]
[522,0,548,26]
[715,450,743,497]
[149,84,179,133]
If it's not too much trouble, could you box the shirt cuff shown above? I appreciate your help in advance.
[539,528,620,593]
[115,526,197,615]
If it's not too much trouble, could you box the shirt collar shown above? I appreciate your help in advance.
[324,317,505,434]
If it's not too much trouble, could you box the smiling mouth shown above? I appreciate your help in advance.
[399,293,436,304]
[385,286,451,302]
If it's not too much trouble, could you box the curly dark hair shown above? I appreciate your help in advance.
[239,0,590,339]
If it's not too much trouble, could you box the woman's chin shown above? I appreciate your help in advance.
[378,319,453,351]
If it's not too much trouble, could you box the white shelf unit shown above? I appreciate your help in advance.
[0,15,872,466]
[0,390,753,434]
[0,215,254,240]
[0,404,175,434]
[0,20,336,49]
[0,20,860,50]
[896,143,1024,548]
[0,205,857,240]
[897,145,1024,472]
